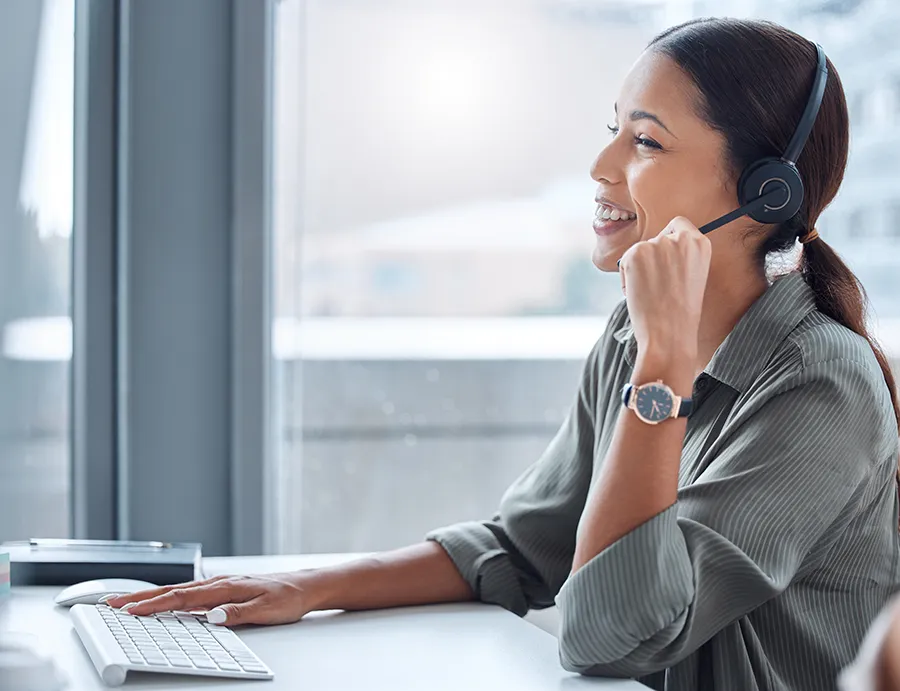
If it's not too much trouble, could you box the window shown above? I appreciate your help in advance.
[0,0,73,541]
[889,203,900,238]
[273,0,900,552]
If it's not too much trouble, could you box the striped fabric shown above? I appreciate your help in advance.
[427,272,900,691]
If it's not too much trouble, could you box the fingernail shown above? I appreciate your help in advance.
[120,602,138,613]
[207,607,227,625]
[98,594,117,604]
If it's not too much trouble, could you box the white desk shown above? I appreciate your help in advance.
[0,554,647,690]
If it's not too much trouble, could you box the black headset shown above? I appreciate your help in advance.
[699,43,829,235]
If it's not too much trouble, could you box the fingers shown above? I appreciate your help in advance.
[101,575,233,611]
[101,575,230,608]
[618,244,638,296]
[206,600,266,627]
[648,217,709,264]
[123,580,255,617]
[666,216,700,235]
[649,216,696,242]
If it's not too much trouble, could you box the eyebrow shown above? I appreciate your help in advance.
[614,103,677,138]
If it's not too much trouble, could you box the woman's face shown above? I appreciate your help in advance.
[590,50,738,272]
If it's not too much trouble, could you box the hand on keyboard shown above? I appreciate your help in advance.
[102,573,316,627]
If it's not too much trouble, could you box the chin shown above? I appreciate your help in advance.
[591,244,621,273]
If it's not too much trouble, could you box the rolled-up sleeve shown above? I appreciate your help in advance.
[426,304,628,616]
[555,356,896,676]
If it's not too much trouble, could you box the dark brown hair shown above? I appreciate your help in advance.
[648,18,900,445]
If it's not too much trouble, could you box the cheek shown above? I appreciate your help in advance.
[627,164,683,239]
[631,159,735,235]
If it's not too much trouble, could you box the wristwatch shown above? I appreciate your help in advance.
[621,380,693,425]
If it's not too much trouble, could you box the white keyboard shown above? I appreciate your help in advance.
[71,604,274,686]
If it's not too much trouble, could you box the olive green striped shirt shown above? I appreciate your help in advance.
[427,272,900,691]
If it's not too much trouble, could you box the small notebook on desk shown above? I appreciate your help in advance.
[2,539,201,586]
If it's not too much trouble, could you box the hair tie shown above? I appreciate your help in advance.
[799,227,820,244]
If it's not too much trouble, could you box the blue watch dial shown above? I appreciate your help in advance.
[634,383,674,422]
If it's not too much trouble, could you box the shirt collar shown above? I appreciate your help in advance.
[612,272,817,393]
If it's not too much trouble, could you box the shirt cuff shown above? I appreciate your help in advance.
[555,504,693,671]
[426,522,529,615]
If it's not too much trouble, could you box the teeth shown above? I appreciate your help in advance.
[596,203,635,221]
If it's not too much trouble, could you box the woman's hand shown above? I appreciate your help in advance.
[619,216,711,368]
[101,572,318,627]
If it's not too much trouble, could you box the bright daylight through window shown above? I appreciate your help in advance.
[0,0,73,542]
[272,0,900,553]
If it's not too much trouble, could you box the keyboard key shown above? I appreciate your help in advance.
[241,664,270,674]
[211,634,242,650]
[187,657,214,668]
[168,658,195,668]
[85,603,271,680]
[193,659,218,670]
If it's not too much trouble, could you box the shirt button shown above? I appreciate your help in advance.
[695,377,708,392]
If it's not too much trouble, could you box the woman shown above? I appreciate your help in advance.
[105,18,900,691]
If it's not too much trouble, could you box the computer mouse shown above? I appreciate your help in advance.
[54,579,157,607]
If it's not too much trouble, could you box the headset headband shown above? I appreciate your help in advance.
[783,43,828,165]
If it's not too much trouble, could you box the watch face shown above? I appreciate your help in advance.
[634,383,674,423]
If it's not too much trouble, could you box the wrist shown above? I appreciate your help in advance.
[289,567,339,611]
[293,557,381,611]
[632,349,696,398]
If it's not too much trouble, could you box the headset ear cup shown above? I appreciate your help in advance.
[737,157,805,224]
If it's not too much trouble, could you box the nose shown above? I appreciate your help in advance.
[590,140,624,185]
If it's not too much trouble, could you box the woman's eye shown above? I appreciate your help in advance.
[607,124,661,151]
[634,135,662,150]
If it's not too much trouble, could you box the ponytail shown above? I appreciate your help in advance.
[800,237,900,477]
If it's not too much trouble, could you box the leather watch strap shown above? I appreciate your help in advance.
[677,397,693,418]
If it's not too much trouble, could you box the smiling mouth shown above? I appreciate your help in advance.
[594,201,636,222]
[593,202,637,236]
